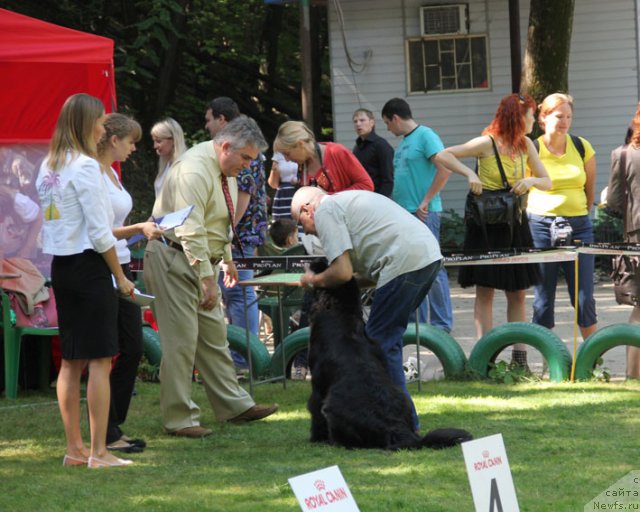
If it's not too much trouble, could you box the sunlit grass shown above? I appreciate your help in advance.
[1,379,639,511]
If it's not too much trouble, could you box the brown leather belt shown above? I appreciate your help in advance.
[165,239,221,265]
[166,239,183,252]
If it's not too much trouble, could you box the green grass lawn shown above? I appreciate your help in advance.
[1,379,639,511]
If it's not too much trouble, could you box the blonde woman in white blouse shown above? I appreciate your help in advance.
[36,94,135,469]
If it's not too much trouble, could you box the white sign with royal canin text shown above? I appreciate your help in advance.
[462,433,520,512]
[289,465,360,512]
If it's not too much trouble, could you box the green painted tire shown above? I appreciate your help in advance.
[226,324,272,378]
[402,323,467,377]
[468,322,572,382]
[269,323,469,379]
[269,327,311,378]
[142,325,162,368]
[142,325,271,379]
[574,323,640,380]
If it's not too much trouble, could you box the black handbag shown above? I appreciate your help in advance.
[609,146,640,305]
[464,136,524,248]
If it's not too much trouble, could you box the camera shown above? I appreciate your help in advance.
[550,217,573,247]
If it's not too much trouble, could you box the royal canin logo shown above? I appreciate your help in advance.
[473,450,503,472]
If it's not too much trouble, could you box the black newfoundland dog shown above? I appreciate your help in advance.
[306,260,472,450]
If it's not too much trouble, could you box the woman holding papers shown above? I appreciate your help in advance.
[36,94,135,468]
[97,113,163,454]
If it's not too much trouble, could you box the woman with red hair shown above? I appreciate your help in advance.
[443,93,551,365]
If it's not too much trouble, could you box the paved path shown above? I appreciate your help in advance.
[257,271,634,380]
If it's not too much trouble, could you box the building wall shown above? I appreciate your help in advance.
[328,0,639,213]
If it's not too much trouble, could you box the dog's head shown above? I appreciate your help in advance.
[308,258,363,321]
[309,258,329,274]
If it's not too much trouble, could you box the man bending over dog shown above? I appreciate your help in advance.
[292,186,444,431]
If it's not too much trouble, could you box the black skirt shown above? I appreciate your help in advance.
[458,215,539,292]
[51,250,118,360]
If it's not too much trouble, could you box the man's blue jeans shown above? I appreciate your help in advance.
[219,246,259,335]
[412,212,453,332]
[528,214,597,329]
[365,259,442,430]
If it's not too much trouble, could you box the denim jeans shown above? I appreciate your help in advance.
[219,246,259,335]
[365,259,442,430]
[528,213,597,328]
[410,212,453,332]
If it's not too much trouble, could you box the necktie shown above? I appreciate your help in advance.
[220,174,245,258]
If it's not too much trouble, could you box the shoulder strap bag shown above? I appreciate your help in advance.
[464,136,524,248]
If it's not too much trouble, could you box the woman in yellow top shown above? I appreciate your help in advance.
[527,93,598,341]
[444,93,551,366]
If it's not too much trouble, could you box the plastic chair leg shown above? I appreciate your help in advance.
[4,330,21,399]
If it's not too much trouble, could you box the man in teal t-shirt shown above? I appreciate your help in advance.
[381,98,453,332]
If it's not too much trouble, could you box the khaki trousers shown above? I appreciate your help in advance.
[143,240,254,432]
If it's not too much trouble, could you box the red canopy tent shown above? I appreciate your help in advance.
[0,8,116,144]
[0,9,116,270]
[0,10,118,396]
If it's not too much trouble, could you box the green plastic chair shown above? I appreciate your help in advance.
[1,288,59,399]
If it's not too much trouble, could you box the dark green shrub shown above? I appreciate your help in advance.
[592,208,624,275]
[592,207,623,243]
[440,208,465,251]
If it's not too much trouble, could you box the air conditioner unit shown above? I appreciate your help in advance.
[420,4,468,36]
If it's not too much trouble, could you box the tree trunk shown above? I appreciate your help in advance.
[153,0,189,123]
[521,0,575,105]
[310,4,325,137]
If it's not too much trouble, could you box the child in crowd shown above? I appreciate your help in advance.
[269,219,299,250]
[269,219,308,379]
[267,153,299,220]
[260,219,305,374]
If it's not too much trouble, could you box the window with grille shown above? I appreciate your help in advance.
[407,35,489,93]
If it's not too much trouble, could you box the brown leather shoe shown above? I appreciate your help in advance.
[229,403,279,423]
[169,426,213,438]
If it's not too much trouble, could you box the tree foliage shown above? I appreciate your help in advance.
[2,0,330,219]
[3,1,578,217]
